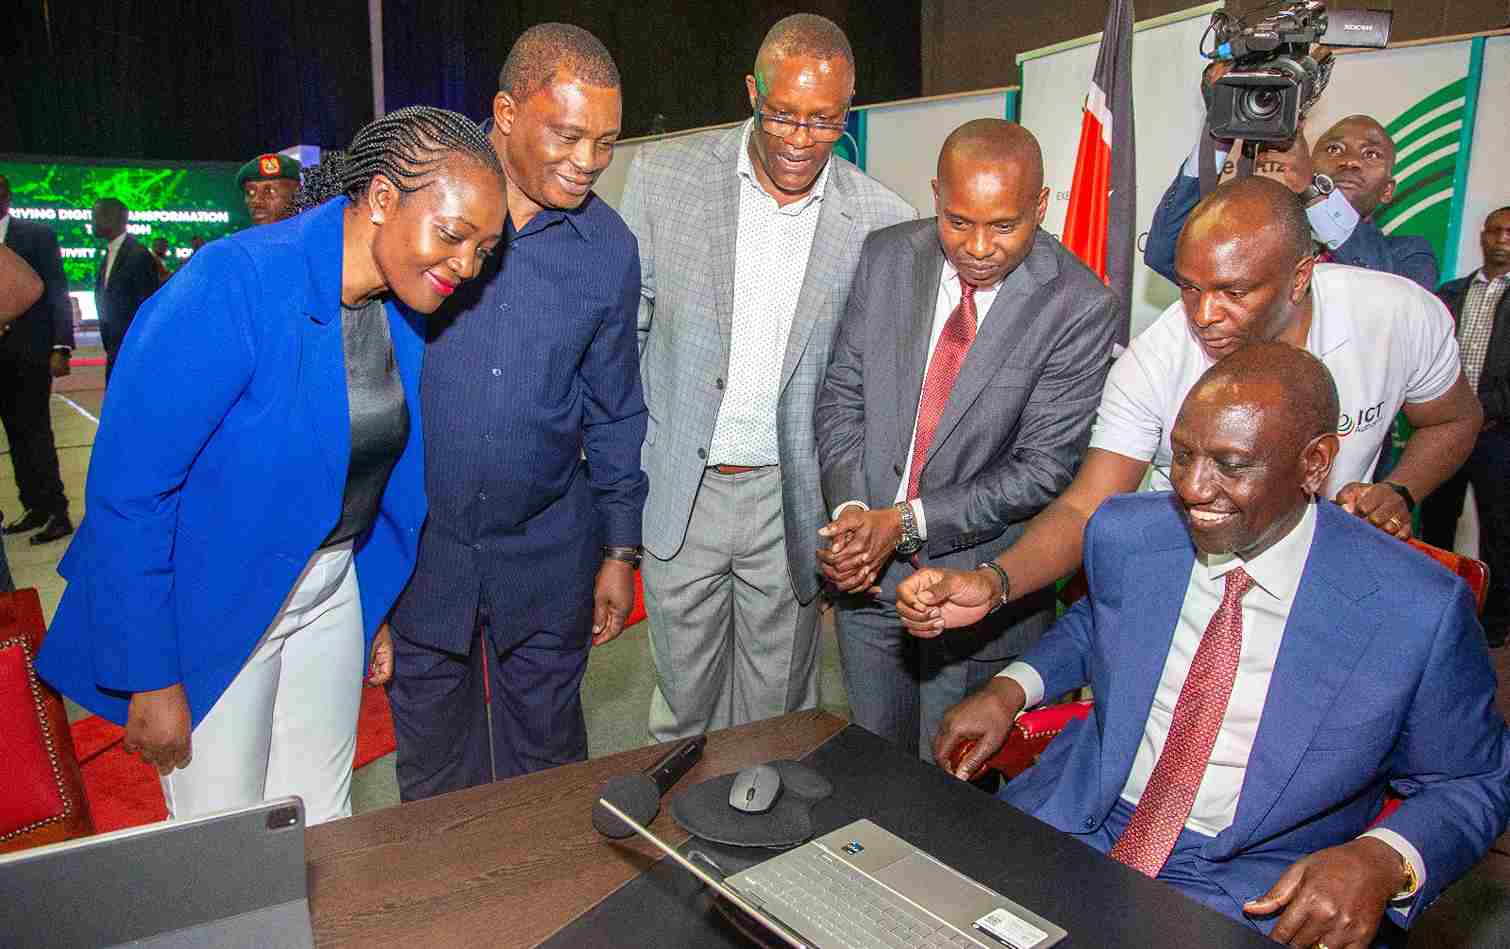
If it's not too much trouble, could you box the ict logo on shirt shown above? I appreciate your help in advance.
[1337,400,1386,438]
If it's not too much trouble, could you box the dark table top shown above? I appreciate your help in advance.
[307,711,1271,948]
[544,724,1275,949]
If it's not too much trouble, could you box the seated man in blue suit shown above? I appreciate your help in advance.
[937,343,1510,948]
[1145,64,1436,292]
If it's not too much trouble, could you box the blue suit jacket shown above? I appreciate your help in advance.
[1144,165,1439,292]
[38,198,428,726]
[1004,494,1510,930]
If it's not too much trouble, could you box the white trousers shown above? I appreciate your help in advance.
[160,543,365,826]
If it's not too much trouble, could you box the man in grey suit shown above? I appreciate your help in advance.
[814,121,1118,759]
[622,13,914,740]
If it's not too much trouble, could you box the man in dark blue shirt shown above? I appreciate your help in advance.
[387,24,647,800]
[1145,65,1437,292]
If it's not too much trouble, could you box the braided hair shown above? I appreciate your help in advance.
[295,106,503,213]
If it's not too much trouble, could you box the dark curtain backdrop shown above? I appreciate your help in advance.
[3,0,373,161]
[381,0,923,138]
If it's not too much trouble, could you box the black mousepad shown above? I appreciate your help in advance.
[670,759,835,849]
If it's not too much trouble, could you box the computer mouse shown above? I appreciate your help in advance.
[728,763,783,814]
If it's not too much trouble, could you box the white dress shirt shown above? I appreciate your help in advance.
[835,256,1003,538]
[1003,502,1424,896]
[1459,269,1509,393]
[1182,142,1361,250]
[101,232,127,288]
[0,212,10,244]
[708,120,831,467]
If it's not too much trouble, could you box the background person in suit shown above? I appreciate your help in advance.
[92,197,160,381]
[388,24,647,800]
[37,108,507,825]
[1145,64,1436,291]
[939,344,1510,947]
[622,13,915,741]
[0,173,76,545]
[1421,206,1510,647]
[0,243,44,589]
[814,120,1117,760]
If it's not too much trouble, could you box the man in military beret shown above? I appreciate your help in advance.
[237,152,302,226]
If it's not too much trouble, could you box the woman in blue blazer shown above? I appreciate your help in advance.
[38,107,507,824]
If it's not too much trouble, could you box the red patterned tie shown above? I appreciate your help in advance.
[1109,566,1254,877]
[907,277,977,499]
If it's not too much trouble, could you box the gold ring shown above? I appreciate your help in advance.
[1313,943,1329,949]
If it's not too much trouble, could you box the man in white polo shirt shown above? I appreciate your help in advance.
[896,176,1483,636]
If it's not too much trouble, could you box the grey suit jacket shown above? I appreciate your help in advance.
[622,122,915,603]
[816,221,1119,587]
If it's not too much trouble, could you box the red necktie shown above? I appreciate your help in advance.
[1109,566,1254,877]
[906,277,977,499]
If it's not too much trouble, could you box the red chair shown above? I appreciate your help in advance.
[0,588,94,854]
[969,539,1488,784]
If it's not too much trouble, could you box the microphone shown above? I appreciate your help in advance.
[592,735,706,838]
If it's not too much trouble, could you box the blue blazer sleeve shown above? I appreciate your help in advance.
[70,241,258,693]
[1144,165,1200,284]
[1330,221,1438,291]
[1017,503,1116,701]
[1378,583,1510,926]
[580,240,649,548]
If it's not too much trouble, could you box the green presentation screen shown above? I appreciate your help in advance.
[1,155,252,291]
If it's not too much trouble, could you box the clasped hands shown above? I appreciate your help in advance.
[935,680,1409,949]
[816,505,903,594]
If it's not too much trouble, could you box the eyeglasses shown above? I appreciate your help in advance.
[754,99,848,143]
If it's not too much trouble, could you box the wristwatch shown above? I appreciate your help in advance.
[1300,172,1334,206]
[894,502,923,557]
[602,545,642,569]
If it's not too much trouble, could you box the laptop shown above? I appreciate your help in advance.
[0,797,314,948]
[598,797,1067,949]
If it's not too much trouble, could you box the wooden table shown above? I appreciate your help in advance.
[306,711,848,948]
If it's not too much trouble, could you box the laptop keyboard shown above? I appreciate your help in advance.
[737,846,983,949]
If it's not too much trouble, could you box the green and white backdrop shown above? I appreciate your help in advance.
[1019,4,1506,339]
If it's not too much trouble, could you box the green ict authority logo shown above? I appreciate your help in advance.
[1374,77,1469,263]
[1,159,251,290]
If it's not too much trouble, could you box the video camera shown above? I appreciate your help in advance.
[1204,2,1391,143]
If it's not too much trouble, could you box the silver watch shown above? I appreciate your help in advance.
[894,502,923,556]
[1300,172,1334,205]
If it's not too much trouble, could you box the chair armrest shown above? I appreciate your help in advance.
[948,700,1095,780]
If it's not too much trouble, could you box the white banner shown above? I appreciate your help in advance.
[1020,5,1218,339]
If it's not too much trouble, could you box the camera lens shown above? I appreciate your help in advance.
[266,806,299,830]
[1240,87,1283,120]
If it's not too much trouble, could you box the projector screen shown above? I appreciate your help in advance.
[0,156,251,295]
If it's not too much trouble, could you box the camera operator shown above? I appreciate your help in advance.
[1146,62,1438,292]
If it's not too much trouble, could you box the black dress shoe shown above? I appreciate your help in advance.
[4,510,49,534]
[29,514,74,545]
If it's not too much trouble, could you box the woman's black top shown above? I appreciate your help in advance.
[321,298,409,547]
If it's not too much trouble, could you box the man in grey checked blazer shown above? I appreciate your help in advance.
[621,14,914,740]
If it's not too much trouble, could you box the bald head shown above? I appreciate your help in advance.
[1182,176,1313,268]
[754,13,855,94]
[938,120,1044,194]
[1189,342,1339,451]
[1318,115,1396,169]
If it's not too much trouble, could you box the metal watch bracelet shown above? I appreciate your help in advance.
[977,561,1011,613]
